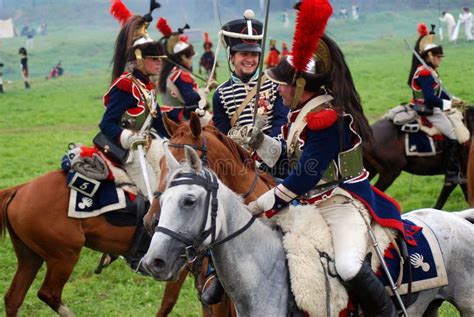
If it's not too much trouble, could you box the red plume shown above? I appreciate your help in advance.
[417,23,428,36]
[292,0,333,73]
[157,17,173,37]
[110,0,132,26]
[204,32,210,43]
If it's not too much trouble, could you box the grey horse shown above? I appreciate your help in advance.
[142,145,474,317]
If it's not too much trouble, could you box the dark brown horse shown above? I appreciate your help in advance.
[143,113,275,317]
[467,141,474,207]
[0,161,205,316]
[364,106,474,209]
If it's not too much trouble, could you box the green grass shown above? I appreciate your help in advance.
[1,3,473,316]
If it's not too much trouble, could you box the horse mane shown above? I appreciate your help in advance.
[203,126,276,187]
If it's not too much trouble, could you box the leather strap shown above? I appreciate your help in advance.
[230,74,268,127]
[287,94,334,156]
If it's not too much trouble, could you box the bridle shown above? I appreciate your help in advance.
[154,168,256,264]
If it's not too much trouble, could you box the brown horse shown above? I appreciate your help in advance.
[143,113,275,317]
[364,106,474,209]
[0,164,204,316]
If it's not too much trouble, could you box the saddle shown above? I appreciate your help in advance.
[385,105,469,157]
[272,203,448,317]
[61,143,144,218]
[385,104,469,143]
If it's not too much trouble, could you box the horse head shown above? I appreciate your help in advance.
[143,112,275,234]
[141,146,228,281]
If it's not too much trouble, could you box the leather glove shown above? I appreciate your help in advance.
[120,129,148,150]
[247,112,269,149]
[208,80,218,90]
[247,187,289,218]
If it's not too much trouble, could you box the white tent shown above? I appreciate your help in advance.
[0,18,15,39]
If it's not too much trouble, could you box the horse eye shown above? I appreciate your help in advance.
[183,196,196,208]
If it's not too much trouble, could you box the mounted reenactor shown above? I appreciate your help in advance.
[200,11,290,304]
[199,32,217,81]
[245,0,423,315]
[63,0,167,272]
[212,10,288,139]
[407,23,469,184]
[98,0,167,199]
[156,18,205,123]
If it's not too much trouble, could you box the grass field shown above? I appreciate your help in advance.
[1,3,473,316]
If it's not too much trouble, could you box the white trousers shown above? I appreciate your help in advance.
[464,22,473,40]
[317,195,370,281]
[425,108,457,140]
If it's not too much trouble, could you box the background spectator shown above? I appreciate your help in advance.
[459,7,473,41]
[440,11,457,42]
[18,47,30,89]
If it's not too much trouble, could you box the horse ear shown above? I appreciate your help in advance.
[163,113,179,137]
[184,145,202,172]
[163,143,180,172]
[189,112,201,139]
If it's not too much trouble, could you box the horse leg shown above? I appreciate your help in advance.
[37,254,80,317]
[373,169,401,191]
[155,268,188,317]
[4,230,44,317]
[433,184,456,209]
[460,183,469,202]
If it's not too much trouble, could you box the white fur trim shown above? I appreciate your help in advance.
[272,201,391,317]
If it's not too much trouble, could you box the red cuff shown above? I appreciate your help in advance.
[265,209,278,218]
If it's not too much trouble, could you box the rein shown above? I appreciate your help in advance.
[155,169,256,265]
[168,134,209,166]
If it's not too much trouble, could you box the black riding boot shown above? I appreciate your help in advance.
[24,81,30,89]
[444,139,465,185]
[346,262,397,317]
[201,255,224,305]
[201,273,225,305]
[125,225,152,275]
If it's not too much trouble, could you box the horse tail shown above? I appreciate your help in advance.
[0,185,22,239]
[454,209,474,224]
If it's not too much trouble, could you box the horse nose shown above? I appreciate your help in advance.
[141,255,168,279]
[152,257,167,271]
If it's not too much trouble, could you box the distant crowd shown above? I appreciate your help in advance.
[439,7,473,42]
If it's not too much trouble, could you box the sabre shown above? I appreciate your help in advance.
[367,228,409,317]
[252,0,271,126]
[136,100,156,203]
[357,206,409,317]
[164,57,208,82]
[403,39,452,99]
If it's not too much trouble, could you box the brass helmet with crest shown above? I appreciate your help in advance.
[265,0,333,109]
[407,23,443,86]
[110,0,166,82]
[156,18,194,62]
